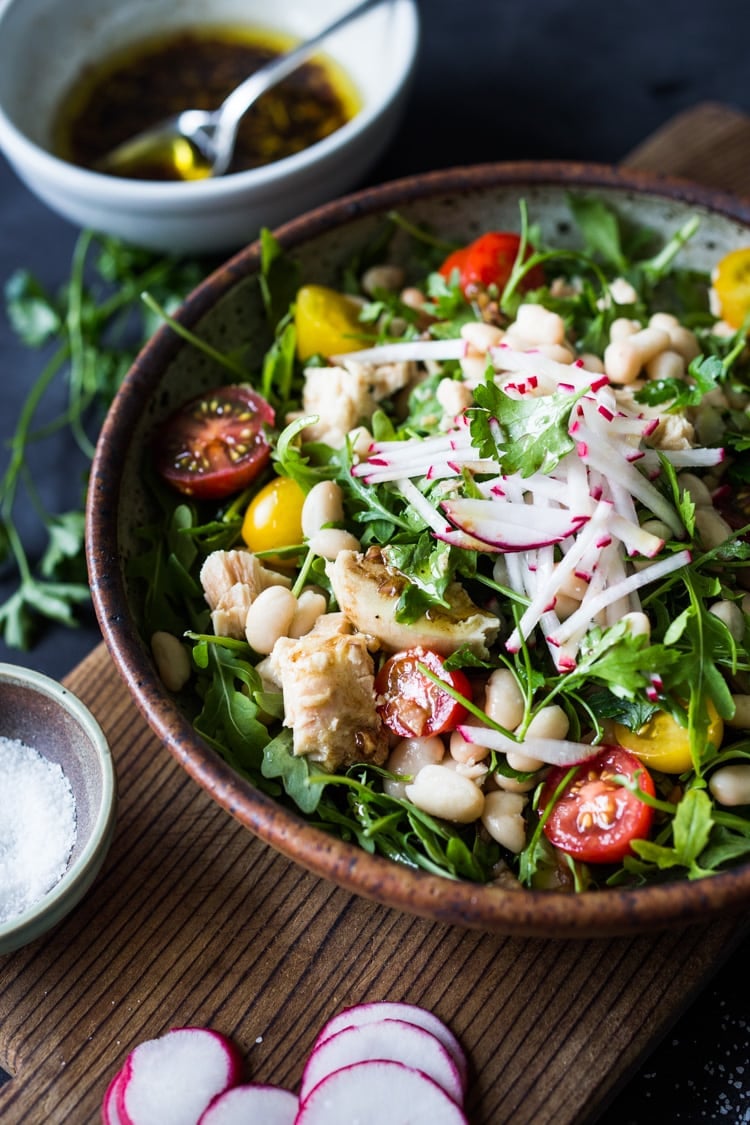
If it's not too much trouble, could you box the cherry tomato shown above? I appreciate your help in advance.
[438,231,545,297]
[374,647,472,739]
[712,247,750,328]
[294,284,365,361]
[154,384,274,500]
[614,700,723,774]
[538,745,655,864]
[241,475,305,561]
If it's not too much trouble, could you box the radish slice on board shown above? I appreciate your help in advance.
[198,1084,298,1124]
[102,1068,126,1125]
[299,1019,463,1105]
[117,1027,243,1125]
[295,1059,469,1124]
[312,1002,468,1093]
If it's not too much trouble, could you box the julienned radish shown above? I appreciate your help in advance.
[116,1027,243,1125]
[198,1084,298,1124]
[299,1019,464,1104]
[295,1059,469,1124]
[311,1001,468,1092]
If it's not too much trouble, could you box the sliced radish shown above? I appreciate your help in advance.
[198,1085,298,1124]
[102,1068,126,1125]
[118,1028,243,1125]
[312,1002,468,1093]
[295,1059,469,1124]
[299,1019,463,1105]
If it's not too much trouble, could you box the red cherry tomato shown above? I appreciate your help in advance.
[438,231,545,296]
[374,647,472,739]
[154,384,275,500]
[538,745,655,864]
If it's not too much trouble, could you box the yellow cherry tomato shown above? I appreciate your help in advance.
[614,700,724,774]
[241,476,305,562]
[711,247,750,328]
[294,284,364,361]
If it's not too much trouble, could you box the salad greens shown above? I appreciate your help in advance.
[131,196,750,892]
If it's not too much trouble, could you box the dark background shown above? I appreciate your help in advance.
[2,0,750,1120]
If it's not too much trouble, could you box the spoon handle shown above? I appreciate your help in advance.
[210,0,392,175]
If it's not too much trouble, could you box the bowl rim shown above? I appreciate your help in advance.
[0,662,117,950]
[87,159,750,937]
[0,0,420,206]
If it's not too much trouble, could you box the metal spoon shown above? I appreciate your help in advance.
[97,0,389,180]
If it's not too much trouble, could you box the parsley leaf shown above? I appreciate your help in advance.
[468,376,582,477]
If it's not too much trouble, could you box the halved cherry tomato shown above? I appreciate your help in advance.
[374,647,472,739]
[154,384,274,500]
[711,247,750,328]
[241,475,305,561]
[614,700,723,775]
[538,745,655,864]
[438,231,545,297]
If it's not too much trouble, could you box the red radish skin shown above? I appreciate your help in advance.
[102,1068,126,1125]
[117,1028,243,1125]
[295,1059,469,1124]
[198,1084,298,1124]
[312,1002,468,1093]
[299,1019,463,1105]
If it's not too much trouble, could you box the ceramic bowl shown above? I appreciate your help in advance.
[0,663,117,954]
[87,162,750,938]
[0,0,419,253]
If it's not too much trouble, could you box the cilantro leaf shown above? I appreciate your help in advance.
[469,377,582,477]
[635,353,724,411]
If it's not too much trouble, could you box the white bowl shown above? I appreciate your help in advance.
[0,0,419,253]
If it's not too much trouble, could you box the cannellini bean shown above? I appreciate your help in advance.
[384,736,445,799]
[524,704,570,741]
[492,556,510,587]
[533,343,576,364]
[405,763,485,823]
[151,631,192,692]
[481,790,528,852]
[513,303,566,346]
[361,264,405,295]
[460,321,505,354]
[554,593,581,620]
[578,353,606,374]
[742,594,750,617]
[506,747,544,772]
[484,668,525,731]
[400,286,427,310]
[348,425,374,459]
[459,355,489,383]
[608,277,639,305]
[727,695,750,729]
[245,586,298,654]
[709,599,746,642]
[711,319,737,338]
[437,378,474,419]
[709,765,750,806]
[609,317,641,343]
[302,481,345,538]
[694,507,733,550]
[649,314,701,362]
[622,611,651,639]
[677,472,713,507]
[604,327,671,384]
[640,517,674,541]
[288,588,328,639]
[645,349,685,382]
[307,527,361,561]
[449,728,490,765]
[442,756,489,783]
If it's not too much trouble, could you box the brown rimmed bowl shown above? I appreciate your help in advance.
[86,161,750,938]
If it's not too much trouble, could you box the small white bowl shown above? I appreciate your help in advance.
[0,0,419,254]
[0,663,117,954]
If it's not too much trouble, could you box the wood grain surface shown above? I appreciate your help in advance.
[2,102,750,1125]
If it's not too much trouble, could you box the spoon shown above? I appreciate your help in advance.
[97,0,390,180]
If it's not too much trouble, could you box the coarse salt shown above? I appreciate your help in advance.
[0,735,77,924]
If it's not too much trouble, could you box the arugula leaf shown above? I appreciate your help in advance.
[5,269,62,346]
[261,728,325,813]
[632,788,714,877]
[259,228,300,329]
[566,194,628,271]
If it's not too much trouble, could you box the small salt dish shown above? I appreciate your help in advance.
[0,663,117,955]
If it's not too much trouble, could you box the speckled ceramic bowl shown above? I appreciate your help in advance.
[87,162,750,937]
[0,663,117,954]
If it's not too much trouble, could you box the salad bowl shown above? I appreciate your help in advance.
[87,162,750,937]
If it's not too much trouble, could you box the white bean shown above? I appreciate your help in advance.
[460,321,505,354]
[405,763,485,823]
[742,594,750,617]
[649,314,701,361]
[609,317,641,343]
[289,589,328,638]
[302,481,345,538]
[400,286,427,311]
[361,264,405,296]
[709,599,746,642]
[348,425,374,459]
[645,350,685,382]
[384,736,445,799]
[727,695,750,729]
[608,277,639,306]
[514,303,566,346]
[506,747,545,772]
[245,586,298,654]
[622,611,651,639]
[677,472,713,507]
[577,353,606,374]
[604,327,671,384]
[481,790,528,852]
[151,630,192,692]
[307,527,361,560]
[524,704,570,741]
[449,728,490,765]
[484,668,525,731]
[436,378,473,419]
[709,765,750,806]
[694,507,733,550]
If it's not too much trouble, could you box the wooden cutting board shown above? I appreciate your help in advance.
[2,102,750,1125]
